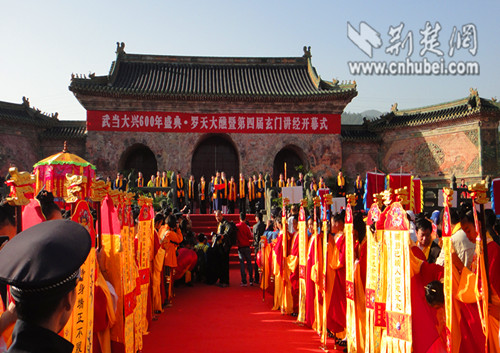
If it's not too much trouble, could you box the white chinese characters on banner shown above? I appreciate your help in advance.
[88,111,341,134]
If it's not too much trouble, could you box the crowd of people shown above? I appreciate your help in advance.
[108,169,363,215]
[256,196,500,352]
[0,165,497,353]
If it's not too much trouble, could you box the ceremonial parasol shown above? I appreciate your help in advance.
[32,141,96,203]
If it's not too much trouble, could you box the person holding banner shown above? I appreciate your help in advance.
[326,212,347,345]
[452,208,500,353]
[0,220,91,353]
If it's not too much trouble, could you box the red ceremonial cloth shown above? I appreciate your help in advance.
[365,172,385,210]
[173,248,197,281]
[305,234,317,328]
[413,178,422,213]
[492,178,500,216]
[387,174,412,210]
[22,199,45,230]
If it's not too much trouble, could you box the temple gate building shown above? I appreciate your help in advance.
[1,44,499,190]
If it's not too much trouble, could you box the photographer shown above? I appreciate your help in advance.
[209,211,236,287]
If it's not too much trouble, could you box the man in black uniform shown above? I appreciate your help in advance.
[0,219,91,353]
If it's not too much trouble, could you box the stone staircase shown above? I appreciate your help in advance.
[189,213,256,267]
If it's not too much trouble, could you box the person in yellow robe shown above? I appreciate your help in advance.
[160,215,183,305]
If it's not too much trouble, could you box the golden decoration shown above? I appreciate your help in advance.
[346,193,357,207]
[323,193,333,206]
[442,187,454,207]
[469,181,489,204]
[382,188,393,206]
[395,187,410,205]
[90,179,109,202]
[6,167,35,206]
[64,173,87,203]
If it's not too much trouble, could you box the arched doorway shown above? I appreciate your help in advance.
[191,135,239,180]
[119,143,158,180]
[273,146,306,181]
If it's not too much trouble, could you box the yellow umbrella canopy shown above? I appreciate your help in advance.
[33,142,96,200]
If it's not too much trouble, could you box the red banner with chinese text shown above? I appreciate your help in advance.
[87,110,341,134]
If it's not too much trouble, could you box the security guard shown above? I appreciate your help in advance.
[0,219,91,353]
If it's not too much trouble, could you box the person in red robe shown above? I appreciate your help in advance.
[452,208,500,353]
[305,227,318,329]
[327,211,347,343]
[287,216,300,315]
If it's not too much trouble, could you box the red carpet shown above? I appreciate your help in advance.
[142,269,344,352]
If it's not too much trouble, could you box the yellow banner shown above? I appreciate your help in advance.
[297,207,307,324]
[320,219,328,348]
[63,200,97,353]
[365,228,386,353]
[383,229,412,353]
[345,222,357,352]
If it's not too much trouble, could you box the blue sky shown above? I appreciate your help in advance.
[0,0,498,120]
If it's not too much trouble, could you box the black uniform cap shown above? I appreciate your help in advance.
[0,219,91,300]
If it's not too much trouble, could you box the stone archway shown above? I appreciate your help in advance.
[191,134,239,180]
[273,146,307,181]
[119,143,158,180]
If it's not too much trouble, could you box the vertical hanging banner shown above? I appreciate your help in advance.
[441,189,453,353]
[63,200,96,353]
[383,202,412,353]
[412,178,423,214]
[344,203,357,352]
[121,204,136,353]
[297,206,307,324]
[137,202,154,335]
[320,196,328,349]
[386,174,413,211]
[100,195,125,352]
[364,203,386,353]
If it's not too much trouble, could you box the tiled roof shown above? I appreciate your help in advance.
[341,124,381,141]
[370,89,500,129]
[69,44,357,102]
[40,121,87,139]
[0,98,58,127]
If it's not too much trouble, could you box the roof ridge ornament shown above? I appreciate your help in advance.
[303,46,311,58]
[391,102,398,112]
[22,96,30,107]
[116,42,126,55]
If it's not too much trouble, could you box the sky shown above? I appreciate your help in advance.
[0,0,498,120]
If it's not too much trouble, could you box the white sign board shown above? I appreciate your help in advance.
[282,186,303,204]
[331,197,346,214]
[437,190,458,208]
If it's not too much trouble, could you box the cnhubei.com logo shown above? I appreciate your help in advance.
[347,21,479,76]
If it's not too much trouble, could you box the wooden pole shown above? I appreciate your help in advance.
[97,201,102,249]
[15,206,22,233]
[477,203,491,303]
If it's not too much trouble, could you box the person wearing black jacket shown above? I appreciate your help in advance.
[252,211,266,284]
[209,211,236,287]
